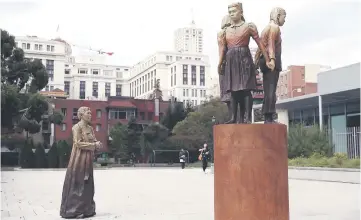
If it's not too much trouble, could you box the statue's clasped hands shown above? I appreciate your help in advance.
[95,141,102,150]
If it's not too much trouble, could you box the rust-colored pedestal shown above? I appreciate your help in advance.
[214,124,289,220]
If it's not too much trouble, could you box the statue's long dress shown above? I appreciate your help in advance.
[222,22,259,93]
[60,121,96,218]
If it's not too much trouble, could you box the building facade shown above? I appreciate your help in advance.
[53,97,176,151]
[64,55,130,100]
[15,36,72,91]
[254,63,360,158]
[174,22,203,54]
[277,64,331,100]
[126,51,211,104]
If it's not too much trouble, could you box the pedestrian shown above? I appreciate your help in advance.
[179,149,186,169]
[199,143,210,173]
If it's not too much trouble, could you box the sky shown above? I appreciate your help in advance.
[0,0,360,77]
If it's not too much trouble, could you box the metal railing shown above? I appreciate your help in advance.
[332,126,360,159]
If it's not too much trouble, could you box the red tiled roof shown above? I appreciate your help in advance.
[108,100,136,108]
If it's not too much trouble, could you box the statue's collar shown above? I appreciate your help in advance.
[230,21,245,28]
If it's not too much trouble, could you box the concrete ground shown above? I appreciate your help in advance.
[1,168,360,220]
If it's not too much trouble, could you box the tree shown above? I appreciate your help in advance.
[1,29,49,133]
[140,123,169,162]
[48,142,59,168]
[35,143,47,168]
[172,98,229,150]
[126,117,141,155]
[109,123,129,162]
[49,110,64,125]
[161,102,187,131]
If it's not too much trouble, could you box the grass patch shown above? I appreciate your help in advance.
[288,153,360,169]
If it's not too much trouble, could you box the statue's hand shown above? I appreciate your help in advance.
[95,141,102,150]
[218,63,224,75]
[266,59,275,71]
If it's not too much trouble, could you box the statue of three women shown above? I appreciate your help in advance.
[218,3,286,124]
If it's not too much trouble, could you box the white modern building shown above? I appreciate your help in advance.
[64,55,130,100]
[174,21,203,54]
[126,51,211,105]
[15,36,72,91]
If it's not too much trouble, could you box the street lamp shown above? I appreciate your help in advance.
[211,116,216,173]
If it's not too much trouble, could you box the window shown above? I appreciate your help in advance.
[60,108,67,117]
[51,46,54,52]
[92,69,99,75]
[103,70,112,76]
[105,83,111,97]
[92,82,98,98]
[45,85,49,91]
[47,45,51,51]
[79,81,86,99]
[61,123,66,131]
[64,81,70,95]
[73,108,78,119]
[200,66,205,86]
[78,68,88,74]
[183,89,186,96]
[148,112,153,120]
[116,84,122,96]
[109,109,135,120]
[96,124,101,132]
[35,44,39,50]
[139,112,145,120]
[186,89,189,97]
[96,109,102,118]
[26,43,30,50]
[46,60,54,81]
[192,89,194,97]
[191,65,197,85]
[183,65,188,85]
[39,44,43,50]
[50,85,54,91]
[65,69,70,74]
[195,89,197,97]
[22,43,26,49]
[116,72,123,78]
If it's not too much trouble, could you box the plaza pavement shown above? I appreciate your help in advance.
[1,168,360,220]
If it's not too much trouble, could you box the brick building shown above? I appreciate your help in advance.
[276,64,331,100]
[53,96,174,151]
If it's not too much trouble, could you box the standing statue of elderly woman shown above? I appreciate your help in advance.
[60,107,102,219]
[218,2,272,124]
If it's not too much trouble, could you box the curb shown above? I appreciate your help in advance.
[288,166,360,172]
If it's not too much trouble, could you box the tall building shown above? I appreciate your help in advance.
[125,51,211,105]
[15,36,72,91]
[276,64,331,100]
[174,21,203,54]
[64,55,130,100]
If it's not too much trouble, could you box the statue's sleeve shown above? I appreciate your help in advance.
[217,30,227,57]
[267,25,280,60]
[72,124,95,151]
[248,22,260,41]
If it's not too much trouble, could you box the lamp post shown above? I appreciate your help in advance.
[211,116,216,174]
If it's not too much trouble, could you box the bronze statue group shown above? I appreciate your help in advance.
[59,3,286,219]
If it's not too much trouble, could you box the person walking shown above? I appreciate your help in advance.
[179,149,186,169]
[199,143,210,173]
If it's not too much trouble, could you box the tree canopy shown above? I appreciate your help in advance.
[1,29,63,134]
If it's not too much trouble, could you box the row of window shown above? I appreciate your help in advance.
[63,81,122,98]
[17,42,55,52]
[182,65,205,86]
[61,123,101,132]
[130,70,157,97]
[182,89,207,97]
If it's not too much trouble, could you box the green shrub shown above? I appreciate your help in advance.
[288,124,333,158]
[47,142,59,168]
[20,140,35,168]
[35,143,47,168]
[288,153,360,168]
[58,140,72,168]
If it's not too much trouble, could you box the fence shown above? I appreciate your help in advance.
[332,127,360,159]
